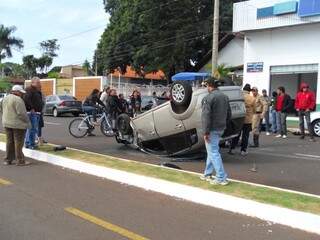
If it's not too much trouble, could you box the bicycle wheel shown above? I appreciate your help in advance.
[100,118,114,137]
[69,118,90,138]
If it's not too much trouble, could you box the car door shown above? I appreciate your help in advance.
[153,105,193,154]
[153,106,185,138]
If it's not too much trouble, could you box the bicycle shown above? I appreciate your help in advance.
[68,108,114,138]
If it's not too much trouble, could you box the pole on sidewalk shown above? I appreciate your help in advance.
[95,53,98,76]
[211,0,220,76]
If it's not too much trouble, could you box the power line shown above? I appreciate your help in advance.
[67,32,213,67]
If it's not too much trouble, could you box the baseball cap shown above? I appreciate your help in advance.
[12,85,26,94]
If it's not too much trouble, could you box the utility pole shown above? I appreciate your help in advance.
[211,0,220,76]
[95,53,98,76]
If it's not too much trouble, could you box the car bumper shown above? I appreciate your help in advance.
[56,107,82,114]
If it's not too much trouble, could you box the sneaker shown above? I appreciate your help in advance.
[266,132,271,136]
[200,175,212,181]
[240,151,248,156]
[3,161,12,165]
[282,135,287,139]
[16,161,31,166]
[300,135,305,140]
[275,134,282,138]
[87,133,96,137]
[209,179,229,186]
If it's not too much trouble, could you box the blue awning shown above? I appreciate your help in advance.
[172,72,211,81]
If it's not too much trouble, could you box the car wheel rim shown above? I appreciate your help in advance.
[53,109,57,117]
[314,122,320,136]
[172,84,185,103]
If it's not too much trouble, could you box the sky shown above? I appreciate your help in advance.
[0,0,109,67]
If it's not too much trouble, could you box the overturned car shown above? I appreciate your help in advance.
[115,80,246,157]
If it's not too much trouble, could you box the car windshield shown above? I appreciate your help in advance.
[59,95,75,101]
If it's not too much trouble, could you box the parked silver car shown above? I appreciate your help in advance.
[116,81,246,156]
[44,95,82,117]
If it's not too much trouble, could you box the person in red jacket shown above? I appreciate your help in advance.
[295,83,316,141]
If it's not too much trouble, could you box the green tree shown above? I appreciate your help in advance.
[0,24,23,63]
[213,64,231,80]
[0,62,27,78]
[82,59,92,76]
[37,55,53,73]
[95,0,243,79]
[22,55,38,78]
[0,77,12,92]
[39,39,60,58]
[38,39,60,74]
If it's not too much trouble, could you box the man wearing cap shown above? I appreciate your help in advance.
[251,87,268,148]
[200,77,231,185]
[24,77,43,149]
[0,85,31,166]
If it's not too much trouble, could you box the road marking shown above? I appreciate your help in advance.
[254,150,320,161]
[294,153,320,159]
[65,207,149,240]
[0,177,12,186]
[44,121,61,126]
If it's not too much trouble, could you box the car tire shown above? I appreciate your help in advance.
[53,108,59,117]
[170,81,192,107]
[311,119,320,137]
[116,114,133,135]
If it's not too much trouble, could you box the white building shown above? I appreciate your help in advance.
[234,0,320,110]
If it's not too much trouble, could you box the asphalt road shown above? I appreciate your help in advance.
[0,152,318,240]
[1,115,320,195]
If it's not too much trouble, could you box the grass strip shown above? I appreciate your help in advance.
[0,134,319,215]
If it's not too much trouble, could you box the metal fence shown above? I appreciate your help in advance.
[108,83,170,97]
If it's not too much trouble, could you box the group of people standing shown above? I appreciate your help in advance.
[229,82,316,156]
[200,78,317,186]
[0,77,44,166]
[264,83,316,141]
[82,87,143,136]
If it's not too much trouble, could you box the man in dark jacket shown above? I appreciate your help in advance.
[275,86,291,139]
[24,77,43,149]
[295,83,316,141]
[107,89,121,118]
[200,77,231,186]
[118,94,128,113]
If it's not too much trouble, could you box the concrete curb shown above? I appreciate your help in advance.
[0,142,319,235]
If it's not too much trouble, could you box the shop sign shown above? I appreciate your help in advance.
[298,0,320,17]
[247,62,264,73]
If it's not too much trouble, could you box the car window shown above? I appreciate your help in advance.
[46,96,53,102]
[59,95,74,101]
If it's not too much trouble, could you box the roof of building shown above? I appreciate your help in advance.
[194,33,244,72]
[110,66,166,80]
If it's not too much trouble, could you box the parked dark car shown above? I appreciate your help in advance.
[44,95,82,117]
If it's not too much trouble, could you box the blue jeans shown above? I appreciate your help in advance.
[271,110,278,133]
[25,113,40,148]
[264,109,270,133]
[83,106,97,121]
[276,112,287,136]
[204,131,227,182]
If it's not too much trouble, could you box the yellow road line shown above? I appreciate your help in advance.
[65,207,149,240]
[0,177,12,186]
